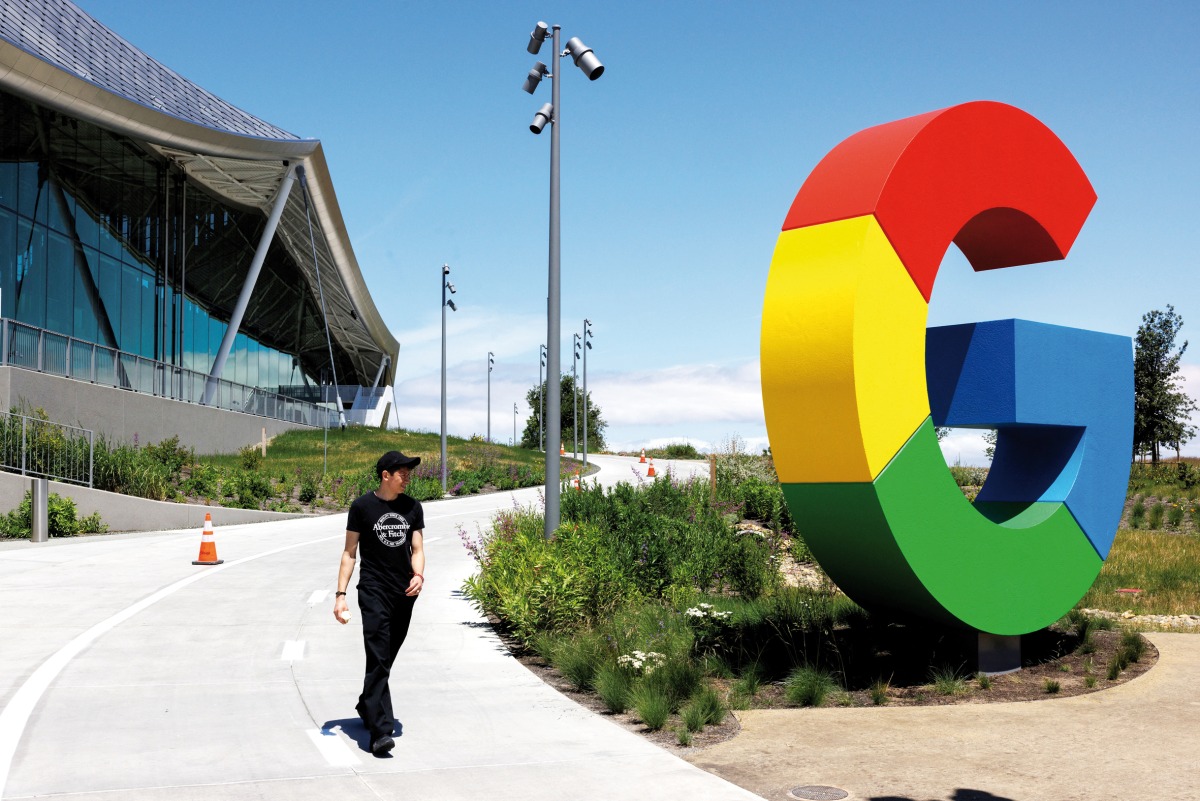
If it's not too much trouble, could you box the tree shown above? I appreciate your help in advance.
[520,375,607,453]
[1134,305,1197,464]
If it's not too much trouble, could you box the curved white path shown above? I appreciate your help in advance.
[0,456,753,800]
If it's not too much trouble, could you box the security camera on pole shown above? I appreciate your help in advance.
[522,20,604,539]
[441,264,457,494]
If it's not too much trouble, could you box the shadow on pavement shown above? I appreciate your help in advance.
[868,790,1017,801]
[321,717,405,756]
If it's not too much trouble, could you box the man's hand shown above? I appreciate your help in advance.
[404,574,424,597]
[333,594,350,624]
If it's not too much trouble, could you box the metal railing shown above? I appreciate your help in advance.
[0,410,94,487]
[1,318,337,428]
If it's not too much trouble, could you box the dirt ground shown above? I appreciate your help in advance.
[496,624,1157,756]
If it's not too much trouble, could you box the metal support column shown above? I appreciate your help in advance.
[203,163,297,405]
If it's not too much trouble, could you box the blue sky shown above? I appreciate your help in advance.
[77,1,1200,461]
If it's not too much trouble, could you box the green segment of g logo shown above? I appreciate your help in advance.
[760,102,1132,635]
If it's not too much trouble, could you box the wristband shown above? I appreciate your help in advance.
[413,573,424,580]
[335,591,346,597]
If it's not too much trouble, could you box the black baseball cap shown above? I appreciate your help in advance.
[376,450,421,477]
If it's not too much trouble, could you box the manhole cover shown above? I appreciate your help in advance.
[788,787,849,801]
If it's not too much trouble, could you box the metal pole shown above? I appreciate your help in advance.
[583,321,589,468]
[573,333,580,457]
[204,164,296,405]
[543,24,562,539]
[441,265,449,493]
[514,402,518,447]
[487,351,493,443]
[31,477,48,543]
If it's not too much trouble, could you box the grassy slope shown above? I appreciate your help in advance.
[199,427,556,475]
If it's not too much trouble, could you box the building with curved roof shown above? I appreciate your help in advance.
[0,0,398,448]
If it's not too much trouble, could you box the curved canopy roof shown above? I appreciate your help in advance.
[0,0,398,384]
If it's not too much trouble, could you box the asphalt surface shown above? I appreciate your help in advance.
[3,453,1197,801]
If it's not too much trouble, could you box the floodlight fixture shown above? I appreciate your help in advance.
[564,36,604,80]
[530,102,553,134]
[523,61,548,94]
[442,263,450,275]
[527,21,549,54]
[447,281,456,294]
[446,298,457,311]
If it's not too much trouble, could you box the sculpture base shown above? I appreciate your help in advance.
[978,632,1022,675]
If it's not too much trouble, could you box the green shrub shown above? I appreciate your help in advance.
[948,465,989,487]
[144,436,191,479]
[1044,679,1061,694]
[460,508,634,643]
[976,672,992,690]
[297,471,321,504]
[1120,630,1146,663]
[183,462,222,499]
[631,684,671,730]
[594,664,633,713]
[732,664,762,698]
[688,683,727,726]
[1129,498,1145,528]
[1147,503,1165,529]
[784,665,838,707]
[661,443,701,460]
[1106,652,1127,680]
[549,633,607,691]
[641,657,702,712]
[92,436,170,500]
[869,678,890,705]
[1166,503,1184,527]
[0,491,106,537]
[930,665,969,695]
[681,700,708,732]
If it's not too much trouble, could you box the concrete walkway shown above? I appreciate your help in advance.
[3,454,1196,801]
[0,455,758,800]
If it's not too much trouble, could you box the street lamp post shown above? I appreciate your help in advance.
[572,332,580,458]
[440,264,457,494]
[538,344,547,451]
[522,20,604,539]
[514,402,518,447]
[583,318,593,467]
[487,351,494,443]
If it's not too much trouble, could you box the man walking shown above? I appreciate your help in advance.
[334,450,426,756]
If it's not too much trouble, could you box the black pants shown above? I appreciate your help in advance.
[357,584,417,740]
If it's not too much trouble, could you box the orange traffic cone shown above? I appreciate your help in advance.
[647,458,656,478]
[192,512,223,565]
[573,470,582,492]
[560,443,565,456]
[639,448,647,464]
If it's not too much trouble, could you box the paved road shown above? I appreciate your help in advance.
[0,455,755,801]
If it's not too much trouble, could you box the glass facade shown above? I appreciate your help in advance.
[0,87,352,395]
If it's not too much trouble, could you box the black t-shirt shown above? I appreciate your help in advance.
[347,491,424,596]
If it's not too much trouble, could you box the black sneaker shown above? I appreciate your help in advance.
[371,735,395,756]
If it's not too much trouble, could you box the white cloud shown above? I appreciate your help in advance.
[937,429,992,468]
[391,357,770,450]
